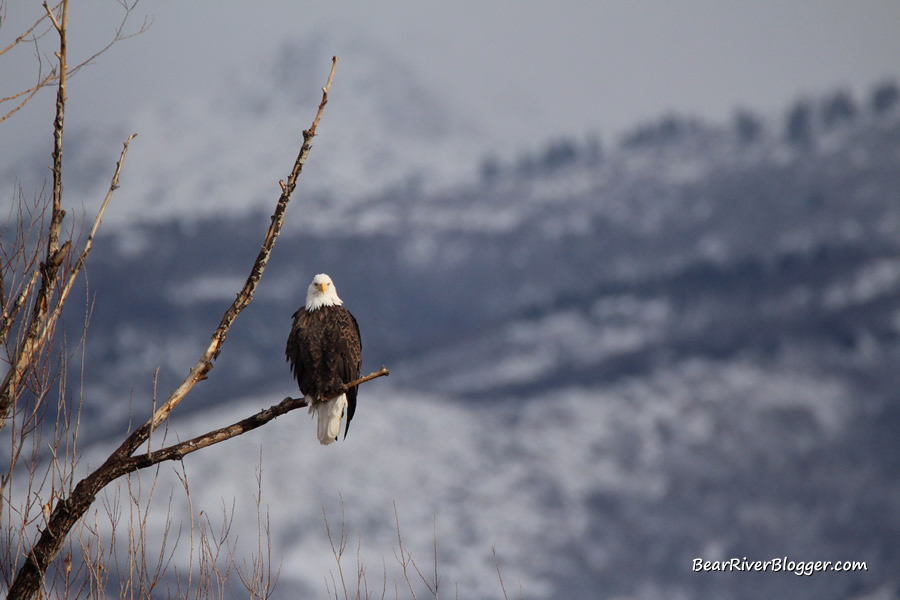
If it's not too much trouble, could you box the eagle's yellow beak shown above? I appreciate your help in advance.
[317,282,327,293]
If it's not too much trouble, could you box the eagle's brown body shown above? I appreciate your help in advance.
[286,303,362,441]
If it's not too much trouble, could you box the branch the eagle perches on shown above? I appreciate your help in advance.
[127,366,390,471]
[8,53,387,600]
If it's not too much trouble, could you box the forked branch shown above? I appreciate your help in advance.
[6,57,341,600]
[127,367,389,472]
[0,2,62,57]
[142,56,339,439]
[0,1,151,124]
[0,135,135,424]
[0,0,71,426]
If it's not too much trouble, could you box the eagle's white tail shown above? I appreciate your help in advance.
[309,393,347,445]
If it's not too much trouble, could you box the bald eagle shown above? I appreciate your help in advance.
[286,274,362,445]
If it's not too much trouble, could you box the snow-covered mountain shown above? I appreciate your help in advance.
[5,60,900,597]
[47,97,900,599]
[1,34,480,231]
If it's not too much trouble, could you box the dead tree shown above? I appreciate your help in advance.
[1,3,386,598]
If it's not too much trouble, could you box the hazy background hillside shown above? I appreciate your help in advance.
[3,3,900,599]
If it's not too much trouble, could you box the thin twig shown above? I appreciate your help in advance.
[1,1,150,123]
[148,366,159,455]
[0,268,40,346]
[393,501,418,600]
[0,72,56,125]
[0,1,61,56]
[433,517,439,599]
[33,134,137,359]
[492,547,509,600]
[0,133,134,425]
[341,366,390,391]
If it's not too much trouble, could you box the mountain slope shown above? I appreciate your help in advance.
[7,95,900,599]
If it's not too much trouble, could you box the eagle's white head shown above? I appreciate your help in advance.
[305,273,343,311]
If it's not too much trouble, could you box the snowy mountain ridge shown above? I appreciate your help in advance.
[4,74,900,598]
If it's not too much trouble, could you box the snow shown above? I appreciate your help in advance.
[39,349,853,599]
[823,258,900,309]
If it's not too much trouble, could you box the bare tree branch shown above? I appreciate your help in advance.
[0,268,39,347]
[6,56,342,600]
[493,547,510,600]
[0,1,60,56]
[1,0,150,422]
[0,70,56,125]
[44,0,67,256]
[125,367,389,471]
[0,134,134,426]
[32,134,136,367]
[341,366,390,390]
[0,0,71,427]
[141,56,338,443]
[0,1,150,124]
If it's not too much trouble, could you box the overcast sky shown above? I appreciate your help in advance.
[3,1,900,215]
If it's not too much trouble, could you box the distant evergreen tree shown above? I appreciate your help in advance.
[479,155,502,184]
[656,115,685,140]
[785,99,814,147]
[620,124,651,148]
[514,152,538,178]
[733,109,763,145]
[621,114,699,148]
[585,133,603,164]
[541,138,578,171]
[870,80,899,114]
[821,90,857,129]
